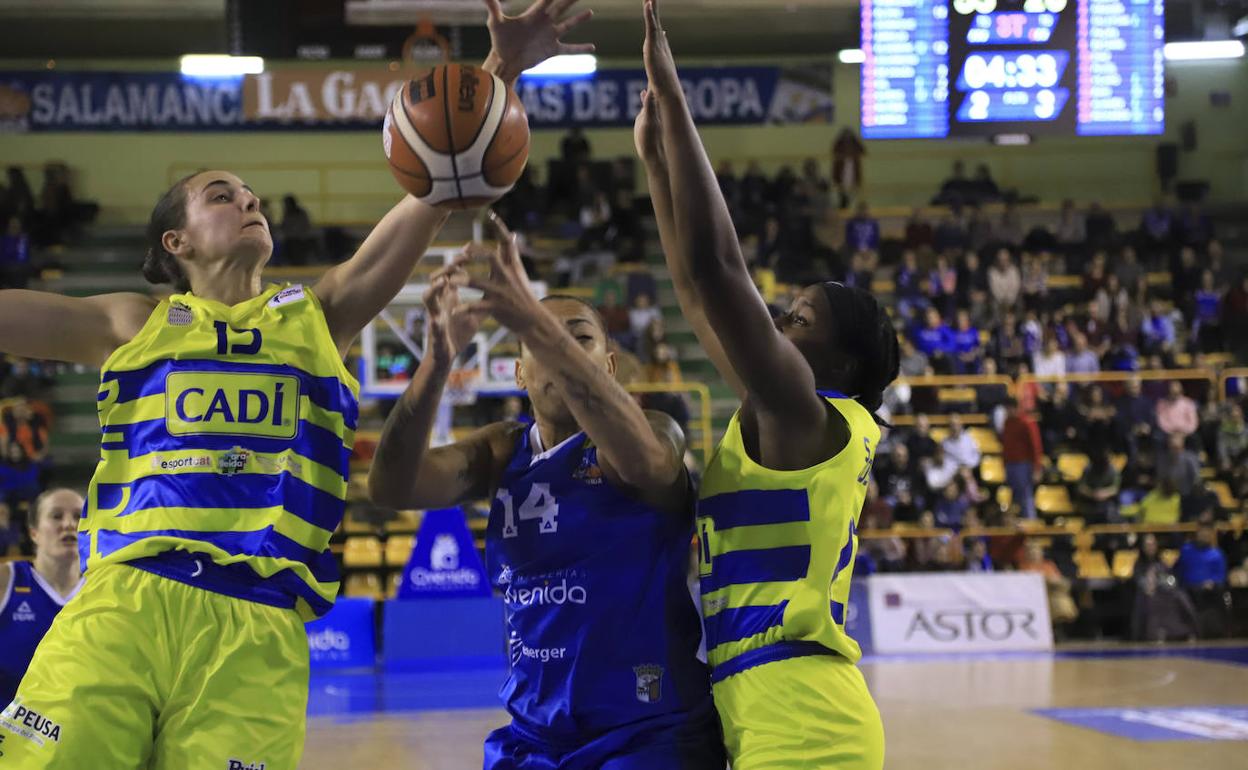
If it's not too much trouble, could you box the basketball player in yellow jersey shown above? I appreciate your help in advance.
[634,2,900,767]
[0,5,593,768]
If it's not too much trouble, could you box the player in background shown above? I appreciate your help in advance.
[0,489,84,709]
[0,4,591,767]
[369,214,724,770]
[635,1,899,767]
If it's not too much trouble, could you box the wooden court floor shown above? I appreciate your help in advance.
[300,645,1248,769]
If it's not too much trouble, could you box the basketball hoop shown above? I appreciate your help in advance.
[446,368,480,406]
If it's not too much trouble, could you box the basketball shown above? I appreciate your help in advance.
[382,63,530,210]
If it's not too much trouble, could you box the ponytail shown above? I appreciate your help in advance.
[142,174,196,293]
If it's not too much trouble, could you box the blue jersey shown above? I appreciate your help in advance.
[486,425,713,743]
[0,561,82,706]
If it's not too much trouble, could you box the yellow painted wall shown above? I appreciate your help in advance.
[1,57,1243,225]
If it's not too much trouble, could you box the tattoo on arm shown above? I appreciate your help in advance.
[558,369,608,413]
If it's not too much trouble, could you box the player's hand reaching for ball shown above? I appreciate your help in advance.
[483,0,596,85]
[459,212,546,332]
[423,265,483,369]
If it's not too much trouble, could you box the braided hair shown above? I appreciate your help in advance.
[820,281,901,423]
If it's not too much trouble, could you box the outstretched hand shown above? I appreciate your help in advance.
[457,212,547,332]
[641,0,680,97]
[423,264,483,368]
[633,88,664,166]
[484,0,595,84]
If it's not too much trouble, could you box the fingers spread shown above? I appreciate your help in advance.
[482,0,505,22]
[554,8,593,36]
[559,41,596,55]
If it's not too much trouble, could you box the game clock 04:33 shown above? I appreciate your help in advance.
[947,0,1078,137]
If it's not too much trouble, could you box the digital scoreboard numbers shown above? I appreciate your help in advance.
[1076,0,1165,135]
[860,0,950,139]
[948,0,1079,137]
[859,0,1164,139]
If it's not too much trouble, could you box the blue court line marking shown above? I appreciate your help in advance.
[1033,706,1248,741]
[858,646,1248,666]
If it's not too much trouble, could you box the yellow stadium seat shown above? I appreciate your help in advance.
[968,427,1002,454]
[980,455,1005,485]
[384,535,415,566]
[937,388,977,406]
[1063,517,1085,532]
[1076,550,1111,579]
[1161,549,1180,568]
[1174,352,1192,368]
[384,509,422,533]
[996,485,1013,509]
[344,536,383,568]
[345,572,383,599]
[1112,550,1138,580]
[1109,454,1127,472]
[1036,485,1074,516]
[342,510,372,534]
[1074,531,1095,551]
[1057,453,1090,483]
[1210,481,1238,510]
[930,427,950,443]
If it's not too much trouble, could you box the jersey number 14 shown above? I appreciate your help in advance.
[497,484,560,538]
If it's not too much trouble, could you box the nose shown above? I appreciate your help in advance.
[241,189,260,212]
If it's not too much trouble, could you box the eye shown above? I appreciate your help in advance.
[576,335,594,343]
[215,193,230,202]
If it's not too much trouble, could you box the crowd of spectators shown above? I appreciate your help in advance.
[0,356,59,554]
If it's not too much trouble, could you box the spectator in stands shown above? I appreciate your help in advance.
[1077,385,1116,453]
[279,195,319,266]
[1020,251,1048,312]
[1138,197,1174,256]
[950,309,982,375]
[1093,273,1128,326]
[941,415,981,471]
[894,249,925,321]
[3,167,35,231]
[914,307,954,373]
[1002,397,1043,519]
[909,510,954,570]
[1038,382,1078,455]
[932,480,970,530]
[1065,333,1101,375]
[904,208,933,253]
[843,252,873,292]
[927,253,958,317]
[1157,433,1201,503]
[935,160,971,206]
[897,336,928,378]
[1217,403,1248,495]
[1131,532,1199,642]
[1156,381,1198,443]
[1115,245,1144,293]
[0,216,31,289]
[596,284,632,349]
[627,291,661,345]
[965,205,993,254]
[1076,453,1120,523]
[988,249,1021,316]
[1224,273,1248,364]
[965,538,993,572]
[907,413,939,465]
[1176,202,1212,249]
[1115,377,1156,460]
[1140,300,1177,359]
[1192,270,1224,353]
[0,500,19,555]
[989,309,1026,370]
[957,251,989,309]
[576,189,613,254]
[933,210,968,253]
[1054,199,1086,254]
[1020,541,1079,634]
[1084,201,1117,251]
[637,315,668,367]
[831,128,865,209]
[996,201,1025,248]
[1176,524,1229,635]
[560,126,591,166]
[1033,336,1066,379]
[844,202,880,254]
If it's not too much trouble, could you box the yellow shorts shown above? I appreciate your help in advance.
[0,564,309,770]
[713,652,885,770]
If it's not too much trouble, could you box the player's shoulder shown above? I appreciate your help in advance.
[0,561,13,605]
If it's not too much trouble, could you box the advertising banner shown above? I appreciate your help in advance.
[305,596,376,669]
[396,507,492,599]
[867,572,1053,654]
[0,63,831,132]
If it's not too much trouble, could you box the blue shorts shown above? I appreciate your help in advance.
[483,702,725,770]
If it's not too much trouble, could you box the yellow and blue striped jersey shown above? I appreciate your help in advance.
[82,284,358,620]
[697,393,879,681]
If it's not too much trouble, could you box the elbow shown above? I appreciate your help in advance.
[366,469,406,510]
[613,444,683,490]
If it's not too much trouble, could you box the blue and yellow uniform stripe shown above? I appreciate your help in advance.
[697,392,885,769]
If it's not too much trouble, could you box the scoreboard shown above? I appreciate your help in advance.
[861,0,1165,139]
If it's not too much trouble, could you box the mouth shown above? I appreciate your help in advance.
[59,534,77,545]
[243,221,268,231]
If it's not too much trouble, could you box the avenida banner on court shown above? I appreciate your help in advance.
[305,596,376,669]
[867,573,1053,654]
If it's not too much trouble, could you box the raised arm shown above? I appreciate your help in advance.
[634,90,745,399]
[367,271,519,509]
[0,290,156,368]
[315,0,595,355]
[640,0,824,427]
[462,215,688,513]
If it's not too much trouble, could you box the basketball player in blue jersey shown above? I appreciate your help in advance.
[369,213,724,770]
[0,489,84,709]
[0,5,593,767]
[635,1,900,767]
